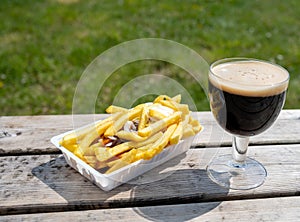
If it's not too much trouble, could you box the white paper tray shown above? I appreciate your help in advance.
[51,128,195,191]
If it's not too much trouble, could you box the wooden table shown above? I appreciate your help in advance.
[1,110,300,221]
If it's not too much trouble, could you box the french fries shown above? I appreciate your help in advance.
[116,131,148,142]
[106,105,128,114]
[138,106,149,131]
[170,122,183,145]
[138,111,181,137]
[141,123,178,160]
[59,94,202,174]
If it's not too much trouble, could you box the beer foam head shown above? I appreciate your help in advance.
[209,59,289,97]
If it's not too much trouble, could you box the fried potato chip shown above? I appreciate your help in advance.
[154,95,189,118]
[84,156,108,169]
[97,141,136,162]
[94,147,113,162]
[77,120,113,156]
[85,142,103,156]
[170,122,183,145]
[106,105,128,114]
[156,99,179,111]
[189,116,203,133]
[153,95,173,103]
[148,103,174,119]
[134,144,152,160]
[177,103,190,117]
[84,155,97,167]
[142,123,177,160]
[59,142,77,152]
[131,131,163,147]
[60,113,118,146]
[181,112,190,127]
[116,131,147,142]
[154,94,181,103]
[171,94,181,103]
[138,111,181,137]
[106,158,120,168]
[105,149,137,174]
[73,147,85,161]
[148,108,167,120]
[138,106,149,131]
[183,124,195,138]
[110,142,132,156]
[105,160,128,174]
[60,133,78,146]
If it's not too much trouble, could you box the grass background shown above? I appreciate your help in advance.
[1,0,300,115]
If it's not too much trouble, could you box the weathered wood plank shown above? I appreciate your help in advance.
[1,196,299,221]
[0,144,299,215]
[0,114,108,155]
[1,110,300,155]
[192,109,300,147]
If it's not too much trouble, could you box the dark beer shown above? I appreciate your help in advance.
[209,60,289,136]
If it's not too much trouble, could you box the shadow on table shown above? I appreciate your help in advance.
[31,155,133,209]
[31,153,228,219]
[31,153,186,204]
[130,168,228,222]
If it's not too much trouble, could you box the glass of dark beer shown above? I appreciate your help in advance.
[207,58,289,190]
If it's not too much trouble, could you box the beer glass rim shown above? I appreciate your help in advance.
[209,57,290,87]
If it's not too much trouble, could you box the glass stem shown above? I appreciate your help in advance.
[232,136,249,165]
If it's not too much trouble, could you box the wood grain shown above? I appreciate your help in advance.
[0,114,109,155]
[1,144,299,215]
[1,196,299,221]
[1,110,300,155]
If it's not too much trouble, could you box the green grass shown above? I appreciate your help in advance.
[1,0,300,115]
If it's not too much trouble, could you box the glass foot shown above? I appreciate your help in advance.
[206,154,267,190]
